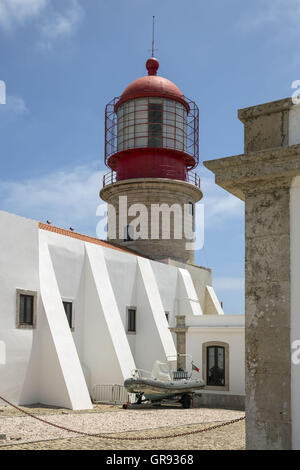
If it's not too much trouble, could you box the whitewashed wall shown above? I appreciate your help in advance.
[0,211,39,405]
[0,210,245,409]
[186,315,245,396]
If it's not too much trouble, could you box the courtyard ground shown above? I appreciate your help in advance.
[0,403,245,450]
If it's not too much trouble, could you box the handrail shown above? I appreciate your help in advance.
[102,170,200,188]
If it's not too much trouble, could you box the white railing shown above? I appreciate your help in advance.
[92,384,135,405]
[102,170,200,188]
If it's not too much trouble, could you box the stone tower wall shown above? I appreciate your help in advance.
[100,178,202,263]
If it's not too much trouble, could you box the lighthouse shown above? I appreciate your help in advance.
[100,57,202,263]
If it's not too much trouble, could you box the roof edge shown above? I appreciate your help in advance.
[38,222,146,257]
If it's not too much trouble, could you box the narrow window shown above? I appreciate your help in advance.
[207,346,225,386]
[19,294,34,326]
[188,202,195,232]
[124,225,133,241]
[63,301,73,329]
[16,290,37,329]
[188,202,194,216]
[149,101,163,147]
[165,311,169,323]
[127,308,136,333]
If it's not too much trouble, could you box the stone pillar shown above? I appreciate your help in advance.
[100,178,202,263]
[170,315,187,370]
[204,97,300,450]
[244,179,292,449]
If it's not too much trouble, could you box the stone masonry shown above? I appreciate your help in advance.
[100,178,202,263]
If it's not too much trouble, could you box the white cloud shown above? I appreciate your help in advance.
[0,164,244,240]
[0,94,27,116]
[6,95,27,113]
[213,277,244,290]
[38,0,83,49]
[0,0,84,49]
[0,79,6,104]
[240,0,300,32]
[264,0,300,24]
[0,163,104,235]
[0,0,48,30]
[199,173,244,228]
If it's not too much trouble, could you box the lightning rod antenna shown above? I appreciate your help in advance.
[152,16,155,57]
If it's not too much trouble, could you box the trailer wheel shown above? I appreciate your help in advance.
[182,395,191,409]
[136,393,143,405]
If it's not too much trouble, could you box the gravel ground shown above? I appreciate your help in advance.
[0,404,245,450]
[0,403,117,417]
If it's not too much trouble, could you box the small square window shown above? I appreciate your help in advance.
[127,308,136,333]
[16,289,37,329]
[63,301,73,329]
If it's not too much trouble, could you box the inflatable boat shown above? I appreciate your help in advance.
[124,359,205,408]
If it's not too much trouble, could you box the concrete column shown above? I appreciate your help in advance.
[170,315,187,370]
[244,179,292,449]
[204,97,300,449]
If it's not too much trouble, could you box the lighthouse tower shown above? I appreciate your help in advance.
[100,57,202,263]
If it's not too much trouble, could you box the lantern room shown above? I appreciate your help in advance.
[103,57,200,186]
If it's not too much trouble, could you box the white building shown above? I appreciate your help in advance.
[0,210,245,410]
[0,56,245,410]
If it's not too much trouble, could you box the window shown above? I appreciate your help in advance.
[165,311,169,323]
[63,301,73,329]
[116,97,187,153]
[202,341,229,391]
[188,202,194,231]
[124,225,133,242]
[207,346,225,386]
[127,308,136,333]
[188,202,194,216]
[16,289,37,329]
[19,294,34,325]
[149,100,163,148]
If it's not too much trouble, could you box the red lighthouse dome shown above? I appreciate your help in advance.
[103,58,199,186]
[115,58,190,113]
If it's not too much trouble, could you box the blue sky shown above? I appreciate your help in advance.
[0,0,299,314]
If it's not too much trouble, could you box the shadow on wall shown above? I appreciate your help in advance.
[0,340,5,364]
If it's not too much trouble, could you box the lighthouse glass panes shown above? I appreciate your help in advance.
[117,97,187,152]
[163,99,186,151]
[149,98,163,147]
